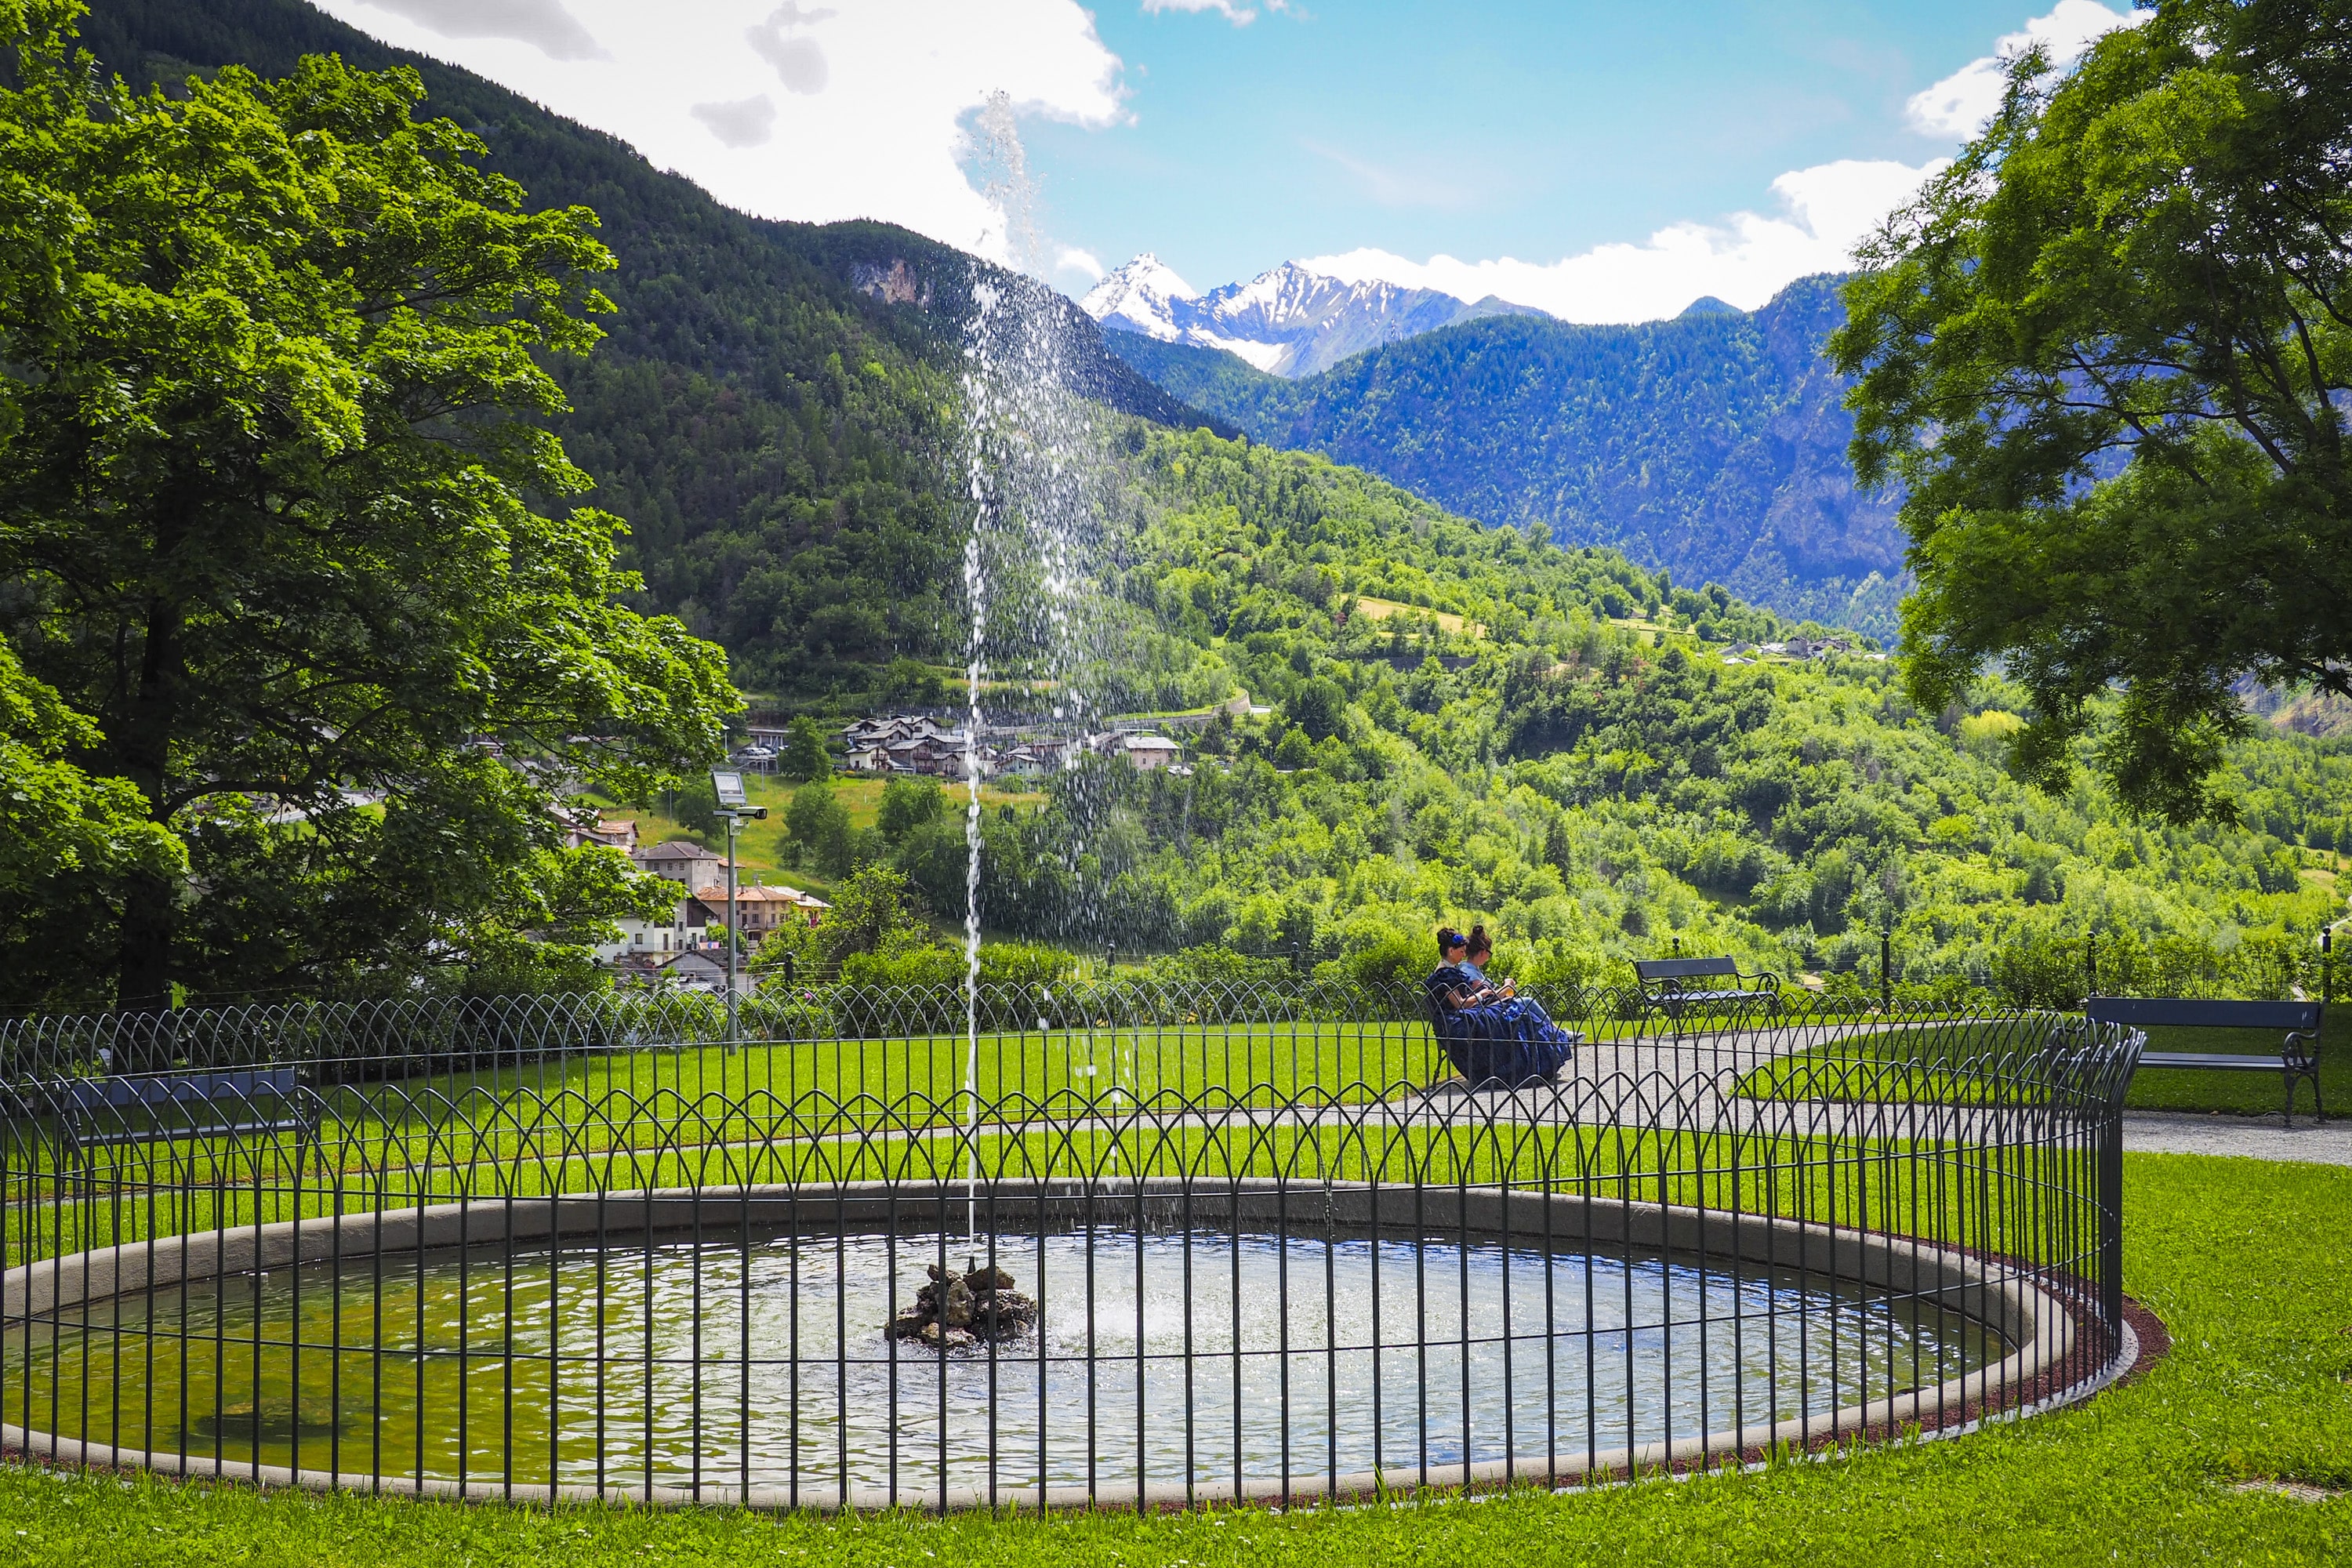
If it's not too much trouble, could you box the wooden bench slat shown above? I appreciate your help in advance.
[1633,958,1741,980]
[2087,996,2321,1031]
[2139,1052,2292,1070]
[1632,955,1783,1025]
[65,1117,314,1147]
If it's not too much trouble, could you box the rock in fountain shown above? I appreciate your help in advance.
[887,1257,1040,1350]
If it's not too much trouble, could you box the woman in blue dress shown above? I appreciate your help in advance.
[1424,926,1577,1087]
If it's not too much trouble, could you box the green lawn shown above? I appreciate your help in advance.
[1737,1019,2343,1119]
[1,1019,1448,1181]
[17,1105,2089,1282]
[0,1154,2343,1563]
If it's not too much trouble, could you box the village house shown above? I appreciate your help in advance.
[882,728,987,777]
[1024,734,1073,767]
[691,880,829,940]
[842,714,949,750]
[602,949,673,985]
[590,901,708,966]
[659,950,732,993]
[1118,734,1182,772]
[633,837,731,890]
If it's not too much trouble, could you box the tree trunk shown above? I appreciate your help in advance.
[113,592,183,1018]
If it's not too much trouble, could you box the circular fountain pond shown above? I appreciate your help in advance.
[3,1185,2071,1506]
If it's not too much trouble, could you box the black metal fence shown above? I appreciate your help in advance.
[2,985,2141,1509]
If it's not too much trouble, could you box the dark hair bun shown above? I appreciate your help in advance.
[1436,926,1465,952]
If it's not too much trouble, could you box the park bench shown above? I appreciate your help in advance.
[2085,996,2325,1125]
[38,1066,318,1167]
[1632,956,1783,1022]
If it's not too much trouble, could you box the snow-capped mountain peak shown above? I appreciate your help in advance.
[1080,252,1199,341]
[1081,253,1544,378]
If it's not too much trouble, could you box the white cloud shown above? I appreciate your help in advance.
[745,5,835,96]
[1298,5,2140,325]
[1057,246,1106,281]
[1142,0,1258,24]
[1905,0,2140,138]
[691,95,777,150]
[1304,158,1945,324]
[357,0,608,61]
[321,0,1124,264]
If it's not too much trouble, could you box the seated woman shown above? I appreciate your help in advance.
[1423,925,1577,1088]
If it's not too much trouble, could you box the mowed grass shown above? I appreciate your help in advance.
[9,1006,1942,1191]
[0,1022,1444,1212]
[13,1108,2090,1277]
[1,1155,2344,1564]
[319,1018,1447,1132]
[2,1008,2013,1199]
[1738,1018,2343,1119]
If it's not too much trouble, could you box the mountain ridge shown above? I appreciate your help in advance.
[1101,276,1909,635]
[1083,252,1540,379]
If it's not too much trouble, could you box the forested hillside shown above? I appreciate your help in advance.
[78,0,1220,701]
[1107,279,1911,635]
[798,426,2351,1005]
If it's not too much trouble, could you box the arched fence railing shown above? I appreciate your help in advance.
[1,991,2141,1511]
[0,977,1929,1089]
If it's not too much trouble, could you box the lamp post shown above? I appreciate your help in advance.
[710,768,768,1050]
[1880,920,1893,1014]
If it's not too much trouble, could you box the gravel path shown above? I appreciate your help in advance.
[2122,1111,2352,1165]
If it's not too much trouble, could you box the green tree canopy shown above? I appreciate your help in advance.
[876,775,946,842]
[0,640,183,956]
[780,717,832,782]
[1285,676,1350,742]
[0,4,735,1005]
[783,780,857,876]
[754,862,929,974]
[1834,0,2352,820]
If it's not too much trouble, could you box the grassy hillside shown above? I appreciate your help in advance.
[1106,277,1911,637]
[823,427,2350,1004]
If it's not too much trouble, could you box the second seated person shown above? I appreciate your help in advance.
[1423,925,1578,1088]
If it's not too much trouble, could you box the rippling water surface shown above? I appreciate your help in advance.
[14,1227,1996,1497]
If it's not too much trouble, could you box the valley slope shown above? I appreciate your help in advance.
[1105,279,1909,635]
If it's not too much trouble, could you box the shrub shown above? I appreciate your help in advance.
[780,717,833,782]
[877,775,946,842]
[784,782,859,875]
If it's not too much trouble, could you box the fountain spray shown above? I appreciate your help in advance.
[956,92,1117,1235]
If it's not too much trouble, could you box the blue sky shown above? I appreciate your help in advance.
[318,0,2138,320]
[1033,2,2071,285]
